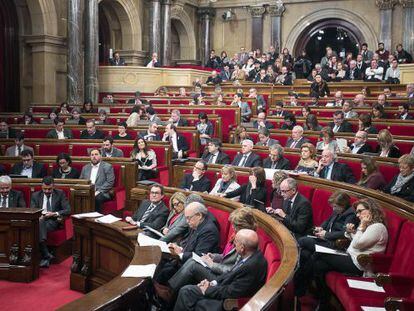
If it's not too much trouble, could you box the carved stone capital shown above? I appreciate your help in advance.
[268,4,286,16]
[376,0,397,9]
[249,6,266,18]
[400,0,414,7]
[197,7,215,19]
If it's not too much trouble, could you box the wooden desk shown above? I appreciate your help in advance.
[0,208,41,282]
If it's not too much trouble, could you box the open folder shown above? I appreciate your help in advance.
[121,264,157,278]
[137,233,171,253]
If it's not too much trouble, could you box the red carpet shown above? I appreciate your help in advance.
[0,258,83,311]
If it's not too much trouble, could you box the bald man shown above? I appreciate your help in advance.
[174,229,267,311]
[315,149,356,184]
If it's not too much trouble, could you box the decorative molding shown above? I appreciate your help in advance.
[249,6,266,18]
[9,244,19,265]
[399,0,414,7]
[268,4,286,16]
[376,0,398,9]
[21,245,33,266]
[197,7,216,19]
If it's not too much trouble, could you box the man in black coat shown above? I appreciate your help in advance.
[0,119,17,139]
[162,123,189,159]
[180,161,211,192]
[315,149,356,184]
[30,176,71,267]
[285,126,310,149]
[263,144,291,170]
[343,131,372,154]
[80,119,105,139]
[0,175,26,208]
[125,184,168,230]
[201,139,230,165]
[10,149,47,178]
[329,111,353,133]
[231,139,262,167]
[173,229,267,311]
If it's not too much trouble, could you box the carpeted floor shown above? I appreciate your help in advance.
[0,258,83,311]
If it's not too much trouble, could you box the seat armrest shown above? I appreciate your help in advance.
[385,297,414,311]
[376,273,414,297]
[223,299,239,311]
[335,238,350,250]
[357,253,393,273]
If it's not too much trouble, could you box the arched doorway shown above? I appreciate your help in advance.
[294,19,363,65]
[171,21,180,61]
[0,0,19,111]
[99,7,111,65]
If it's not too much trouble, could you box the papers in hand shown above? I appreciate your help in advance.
[347,279,385,293]
[121,264,157,278]
[315,244,348,256]
[143,226,164,238]
[361,307,386,311]
[73,212,103,219]
[192,252,208,268]
[336,138,348,153]
[137,233,171,253]
[94,214,121,224]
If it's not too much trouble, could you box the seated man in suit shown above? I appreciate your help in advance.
[109,51,126,66]
[173,229,267,311]
[180,161,211,193]
[0,119,17,139]
[342,100,358,119]
[201,138,230,165]
[263,144,291,170]
[329,111,353,133]
[5,133,34,157]
[141,122,161,141]
[162,123,189,159]
[266,178,313,239]
[272,101,286,117]
[248,88,267,113]
[146,52,161,68]
[253,112,274,130]
[285,126,309,149]
[80,119,105,139]
[80,148,115,213]
[0,175,26,208]
[343,131,372,154]
[10,149,47,178]
[127,91,142,105]
[46,118,73,139]
[256,128,279,147]
[30,176,71,267]
[397,103,413,120]
[205,70,222,85]
[315,149,356,184]
[146,107,162,125]
[125,183,169,230]
[231,139,262,167]
[169,109,188,127]
[231,93,252,122]
[101,136,124,158]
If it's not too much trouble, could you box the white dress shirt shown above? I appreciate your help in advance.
[90,163,100,184]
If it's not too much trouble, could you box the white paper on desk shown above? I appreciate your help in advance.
[143,226,164,238]
[264,168,292,180]
[73,212,103,219]
[361,307,386,311]
[347,279,385,293]
[121,264,157,278]
[94,214,121,224]
[315,244,348,256]
[192,252,208,268]
[137,233,171,253]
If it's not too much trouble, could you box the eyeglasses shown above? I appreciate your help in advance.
[194,166,205,171]
[356,208,366,214]
[172,202,181,207]
[150,191,161,195]
[185,213,198,221]
[280,188,293,193]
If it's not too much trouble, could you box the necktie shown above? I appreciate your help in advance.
[239,155,248,167]
[141,203,155,222]
[208,154,216,164]
[17,146,22,156]
[271,161,277,169]
[46,196,51,211]
[1,196,6,208]
[231,258,244,271]
[286,200,292,214]
[291,140,298,148]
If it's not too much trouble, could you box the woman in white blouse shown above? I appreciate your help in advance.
[210,165,240,200]
[130,137,157,181]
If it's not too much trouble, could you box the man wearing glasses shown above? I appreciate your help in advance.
[180,161,211,193]
[125,183,168,230]
[10,149,47,178]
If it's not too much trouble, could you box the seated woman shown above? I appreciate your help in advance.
[301,105,312,119]
[358,113,378,134]
[303,114,322,131]
[316,126,339,153]
[52,153,80,179]
[22,112,37,125]
[358,157,386,190]
[294,191,359,297]
[155,86,169,97]
[222,167,267,212]
[213,94,226,106]
[295,143,319,175]
[196,112,214,145]
[280,113,297,130]
[126,105,145,127]
[158,192,188,243]
[371,104,387,120]
[310,74,330,98]
[113,121,133,140]
[266,171,289,214]
[81,100,97,113]
[70,107,86,125]
[384,154,414,202]
[312,198,388,308]
[97,109,111,125]
[375,129,401,158]
[58,102,71,114]
[231,125,251,144]
[210,165,240,199]
[47,110,59,123]
[130,137,158,181]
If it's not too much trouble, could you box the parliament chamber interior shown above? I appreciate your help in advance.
[0,0,414,310]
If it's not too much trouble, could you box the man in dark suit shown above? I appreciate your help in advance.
[170,109,188,127]
[46,118,73,139]
[109,51,126,66]
[101,136,124,158]
[285,126,309,149]
[219,64,232,82]
[30,176,71,267]
[272,101,287,117]
[79,149,115,212]
[397,103,414,120]
[248,88,267,113]
[329,111,353,133]
[253,112,274,130]
[146,52,161,68]
[80,119,105,139]
[263,144,291,170]
[173,229,267,311]
[127,91,142,105]
[205,70,222,85]
[0,119,17,139]
[201,138,230,165]
[162,123,189,159]
[231,139,262,167]
[140,122,162,141]
[0,175,26,208]
[345,60,363,80]
[5,133,34,157]
[125,183,169,230]
[180,161,211,193]
[315,149,356,184]
[10,149,47,178]
[267,178,313,239]
[256,128,279,147]
[343,131,372,154]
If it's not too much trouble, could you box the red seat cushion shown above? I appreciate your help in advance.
[208,207,230,252]
[310,189,334,226]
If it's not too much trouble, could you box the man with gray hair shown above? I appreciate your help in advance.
[256,128,279,147]
[231,139,262,167]
[285,126,309,149]
[0,175,26,208]
[170,109,188,127]
[315,149,356,183]
[263,144,291,170]
[343,131,372,154]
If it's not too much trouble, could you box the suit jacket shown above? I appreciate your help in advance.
[232,102,252,121]
[281,193,313,239]
[180,174,211,192]
[343,110,359,119]
[272,110,287,117]
[109,58,126,66]
[101,147,124,158]
[201,151,231,165]
[140,131,161,141]
[384,175,414,203]
[350,143,372,154]
[253,120,274,130]
[160,212,188,243]
[175,118,189,127]
[263,156,291,170]
[132,199,169,230]
[30,189,71,216]
[319,162,356,184]
[256,138,279,147]
[328,121,353,133]
[4,189,26,208]
[375,145,401,158]
[80,161,115,194]
[80,129,105,140]
[285,137,310,149]
[10,161,47,178]
[5,144,34,157]
[225,183,266,212]
[163,134,189,154]
[231,152,262,167]
[46,128,73,139]
[345,67,363,80]
[321,207,359,241]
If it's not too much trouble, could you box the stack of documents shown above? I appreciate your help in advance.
[121,264,157,278]
[95,214,121,224]
[347,279,385,292]
[72,212,103,219]
[137,233,171,253]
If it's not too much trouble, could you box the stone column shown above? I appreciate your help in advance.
[67,0,83,105]
[267,2,286,52]
[376,0,397,51]
[400,0,414,55]
[84,0,99,103]
[249,6,266,52]
[198,8,215,66]
[161,0,172,66]
[149,0,162,58]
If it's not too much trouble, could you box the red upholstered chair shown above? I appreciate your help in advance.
[13,186,31,207]
[72,144,100,157]
[378,164,399,183]
[102,164,126,215]
[338,158,361,181]
[310,189,334,226]
[284,153,301,168]
[208,207,230,252]
[38,144,70,156]
[264,243,281,280]
[297,184,315,201]
[257,227,272,252]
